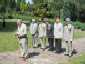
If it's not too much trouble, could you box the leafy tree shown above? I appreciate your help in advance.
[63,1,76,20]
[0,0,16,28]
[16,0,29,14]
[32,0,64,18]
[20,2,29,13]
[73,0,85,20]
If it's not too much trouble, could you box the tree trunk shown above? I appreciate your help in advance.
[2,18,6,28]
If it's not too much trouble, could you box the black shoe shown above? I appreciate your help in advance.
[38,44,41,48]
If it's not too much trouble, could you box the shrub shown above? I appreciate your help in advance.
[73,21,82,29]
[73,21,85,31]
[80,23,85,31]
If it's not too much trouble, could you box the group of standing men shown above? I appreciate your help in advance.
[16,16,74,60]
[30,16,74,56]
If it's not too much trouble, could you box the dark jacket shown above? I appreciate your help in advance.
[47,24,54,38]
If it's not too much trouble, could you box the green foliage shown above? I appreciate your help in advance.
[0,0,84,20]
[0,0,29,18]
[73,21,82,29]
[32,0,64,18]
[79,0,85,11]
[31,3,48,17]
[0,0,17,19]
[80,24,85,31]
[20,2,29,12]
[73,21,85,31]
[12,12,34,21]
[63,1,76,18]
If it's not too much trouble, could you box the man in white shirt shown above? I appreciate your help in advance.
[16,19,28,60]
[64,18,74,57]
[54,16,63,53]
[38,18,47,51]
[30,19,38,48]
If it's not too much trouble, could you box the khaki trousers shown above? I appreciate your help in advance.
[19,38,28,58]
[39,37,46,49]
[32,35,38,47]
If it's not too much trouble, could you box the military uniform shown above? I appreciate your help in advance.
[64,18,74,57]
[30,20,38,47]
[38,22,47,50]
[16,22,28,58]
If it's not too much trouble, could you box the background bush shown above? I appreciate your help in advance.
[73,21,85,31]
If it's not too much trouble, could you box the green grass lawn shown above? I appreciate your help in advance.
[0,31,85,52]
[0,32,18,52]
[67,53,85,64]
[0,32,33,52]
[74,31,85,39]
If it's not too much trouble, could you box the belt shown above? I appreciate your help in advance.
[19,34,27,39]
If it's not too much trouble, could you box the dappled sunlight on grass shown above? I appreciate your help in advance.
[68,53,85,64]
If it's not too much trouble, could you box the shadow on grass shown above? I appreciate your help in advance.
[26,52,40,59]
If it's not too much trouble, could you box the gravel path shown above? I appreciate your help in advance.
[0,38,85,64]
